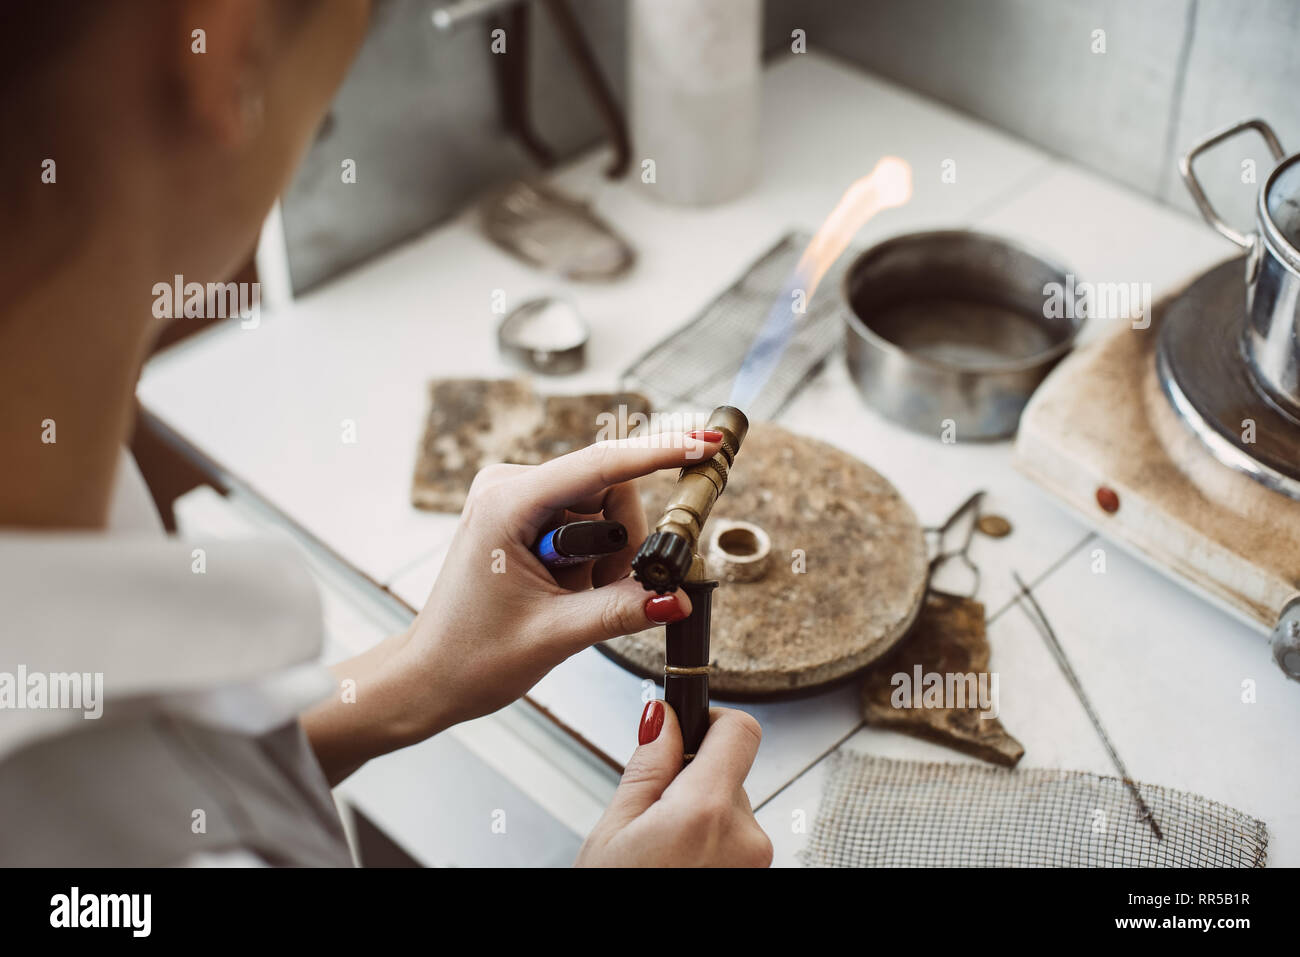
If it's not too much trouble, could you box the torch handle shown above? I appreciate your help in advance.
[664,578,717,761]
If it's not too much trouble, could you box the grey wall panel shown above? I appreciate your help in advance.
[283,0,528,293]
[764,0,809,55]
[771,0,1192,198]
[1162,0,1300,239]
[281,0,625,294]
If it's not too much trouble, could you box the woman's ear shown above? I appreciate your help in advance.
[174,0,273,149]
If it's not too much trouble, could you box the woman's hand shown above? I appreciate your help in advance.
[577,702,774,867]
[406,429,724,725]
[303,430,723,782]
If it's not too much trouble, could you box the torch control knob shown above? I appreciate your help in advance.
[632,531,694,594]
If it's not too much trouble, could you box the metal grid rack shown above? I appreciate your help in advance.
[620,231,858,421]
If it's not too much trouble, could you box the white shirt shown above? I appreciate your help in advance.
[0,450,335,763]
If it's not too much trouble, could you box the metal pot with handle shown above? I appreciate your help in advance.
[1181,118,1300,421]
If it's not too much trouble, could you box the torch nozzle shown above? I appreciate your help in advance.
[632,406,749,593]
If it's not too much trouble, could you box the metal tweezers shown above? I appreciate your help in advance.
[1012,572,1164,841]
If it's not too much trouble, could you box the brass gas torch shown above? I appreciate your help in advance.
[631,406,749,760]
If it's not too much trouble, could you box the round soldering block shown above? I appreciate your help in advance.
[600,423,928,699]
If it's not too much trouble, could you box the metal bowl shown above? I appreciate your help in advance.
[841,231,1083,439]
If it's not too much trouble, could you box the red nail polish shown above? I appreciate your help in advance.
[686,429,724,443]
[645,593,688,624]
[638,700,665,745]
[1096,486,1120,513]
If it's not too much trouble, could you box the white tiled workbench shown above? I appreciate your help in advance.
[138,53,1299,866]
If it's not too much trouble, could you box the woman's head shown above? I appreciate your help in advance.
[0,1,373,530]
[2,0,371,298]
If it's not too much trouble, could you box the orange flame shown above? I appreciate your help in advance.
[794,156,912,294]
[727,156,913,411]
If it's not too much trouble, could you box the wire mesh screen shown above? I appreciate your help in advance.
[620,232,855,421]
[800,752,1268,868]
